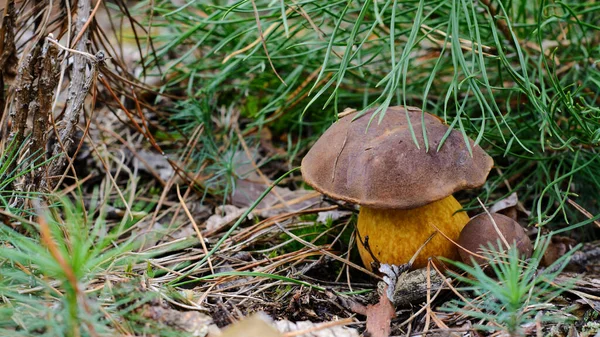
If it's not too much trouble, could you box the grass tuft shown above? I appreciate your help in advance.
[441,236,579,335]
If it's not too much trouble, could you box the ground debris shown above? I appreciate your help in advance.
[275,318,359,337]
[214,312,359,337]
[134,149,176,182]
[141,301,214,336]
[230,151,321,218]
[380,264,447,307]
[365,287,396,337]
[217,313,282,337]
[556,273,600,297]
[205,204,251,234]
[489,191,530,219]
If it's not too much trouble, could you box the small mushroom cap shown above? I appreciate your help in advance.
[458,213,533,266]
[301,106,493,209]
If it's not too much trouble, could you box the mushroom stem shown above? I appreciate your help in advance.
[356,195,469,270]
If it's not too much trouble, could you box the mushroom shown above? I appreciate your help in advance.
[301,106,493,270]
[457,212,533,266]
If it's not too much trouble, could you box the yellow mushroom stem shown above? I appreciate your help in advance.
[356,195,469,270]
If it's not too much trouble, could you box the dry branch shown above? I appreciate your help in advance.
[32,39,59,187]
[48,0,96,187]
[0,0,18,115]
[8,42,40,191]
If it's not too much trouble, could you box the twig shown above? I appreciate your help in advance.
[276,222,381,279]
[233,123,289,208]
[427,222,488,261]
[71,0,102,47]
[477,197,511,250]
[48,0,98,185]
[169,168,302,285]
[97,75,201,188]
[567,198,600,228]
[229,0,285,86]
[45,35,100,62]
[176,184,214,274]
[84,132,133,220]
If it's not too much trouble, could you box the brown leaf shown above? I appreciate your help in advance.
[219,313,282,337]
[541,236,577,267]
[489,192,519,213]
[489,192,531,220]
[365,286,396,337]
[275,319,359,337]
[204,205,251,234]
[142,302,213,336]
[230,151,321,218]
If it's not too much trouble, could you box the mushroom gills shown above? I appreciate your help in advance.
[357,195,469,270]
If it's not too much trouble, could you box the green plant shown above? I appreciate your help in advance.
[135,0,600,233]
[0,195,138,336]
[0,136,55,213]
[441,236,579,336]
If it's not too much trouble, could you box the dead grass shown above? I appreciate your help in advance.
[0,1,599,336]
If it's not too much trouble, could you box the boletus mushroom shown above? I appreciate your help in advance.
[301,106,493,270]
[457,212,533,266]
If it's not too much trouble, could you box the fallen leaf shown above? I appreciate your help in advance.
[215,311,359,337]
[204,205,251,234]
[259,127,287,157]
[219,313,282,337]
[131,203,209,250]
[489,192,531,219]
[555,273,600,297]
[541,236,578,267]
[142,301,213,337]
[489,192,519,213]
[213,265,253,290]
[274,319,359,337]
[365,285,396,337]
[132,220,169,251]
[316,209,352,224]
[230,151,321,218]
[134,149,175,182]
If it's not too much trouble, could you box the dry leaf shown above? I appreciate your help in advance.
[541,236,578,267]
[489,192,519,213]
[213,265,253,290]
[219,313,282,337]
[365,285,396,337]
[274,319,359,337]
[131,221,169,251]
[134,149,175,182]
[205,205,251,234]
[316,210,352,224]
[230,151,321,218]
[216,313,359,337]
[489,192,531,219]
[142,302,213,336]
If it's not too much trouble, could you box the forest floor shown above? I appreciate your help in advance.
[0,1,599,337]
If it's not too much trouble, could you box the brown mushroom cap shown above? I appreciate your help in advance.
[457,213,533,266]
[301,106,494,209]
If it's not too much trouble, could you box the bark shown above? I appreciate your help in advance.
[8,44,41,189]
[48,0,95,188]
[0,0,18,118]
[32,40,59,188]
